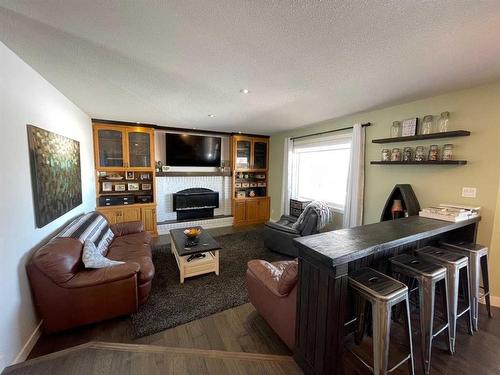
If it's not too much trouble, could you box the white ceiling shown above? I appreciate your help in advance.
[1,1,500,134]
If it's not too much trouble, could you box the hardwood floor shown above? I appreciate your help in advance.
[344,306,500,374]
[8,342,302,375]
[27,303,500,374]
[28,303,290,360]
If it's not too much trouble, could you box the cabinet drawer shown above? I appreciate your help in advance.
[290,199,311,210]
[290,208,303,218]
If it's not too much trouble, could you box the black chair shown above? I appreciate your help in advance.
[263,212,319,257]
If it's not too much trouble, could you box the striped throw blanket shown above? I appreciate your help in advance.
[292,200,332,232]
[58,212,114,255]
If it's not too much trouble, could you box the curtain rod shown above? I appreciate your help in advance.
[290,122,371,141]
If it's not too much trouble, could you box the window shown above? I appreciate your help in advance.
[291,134,351,211]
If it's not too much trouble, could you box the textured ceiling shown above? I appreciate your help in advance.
[1,1,500,134]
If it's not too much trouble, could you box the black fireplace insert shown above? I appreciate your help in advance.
[173,188,219,220]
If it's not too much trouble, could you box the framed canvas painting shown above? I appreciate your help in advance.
[27,125,82,228]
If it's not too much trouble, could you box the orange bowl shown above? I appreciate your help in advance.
[183,228,202,238]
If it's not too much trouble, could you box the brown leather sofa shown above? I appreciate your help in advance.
[246,259,298,350]
[27,220,154,333]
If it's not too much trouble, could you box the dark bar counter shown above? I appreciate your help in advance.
[292,216,480,375]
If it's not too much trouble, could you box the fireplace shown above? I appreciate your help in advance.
[172,188,219,220]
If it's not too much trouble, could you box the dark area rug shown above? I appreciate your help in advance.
[130,229,290,338]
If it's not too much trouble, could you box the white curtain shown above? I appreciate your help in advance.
[281,137,293,216]
[343,124,365,228]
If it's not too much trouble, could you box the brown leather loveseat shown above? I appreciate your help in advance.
[246,259,298,350]
[27,215,154,333]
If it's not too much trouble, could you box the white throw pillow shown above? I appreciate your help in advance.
[82,240,125,269]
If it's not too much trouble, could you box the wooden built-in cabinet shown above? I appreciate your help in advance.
[231,135,270,226]
[232,135,268,171]
[92,121,157,236]
[93,123,154,171]
[98,204,157,234]
[232,197,270,226]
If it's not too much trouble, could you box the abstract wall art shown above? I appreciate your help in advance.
[27,125,82,227]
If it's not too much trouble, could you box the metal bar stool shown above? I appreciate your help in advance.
[390,254,450,375]
[416,246,473,353]
[441,242,492,330]
[349,267,415,375]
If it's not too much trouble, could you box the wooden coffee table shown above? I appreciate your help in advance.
[169,226,221,283]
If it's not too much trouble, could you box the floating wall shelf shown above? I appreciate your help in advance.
[371,160,467,165]
[372,130,471,144]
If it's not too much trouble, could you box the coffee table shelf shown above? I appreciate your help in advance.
[170,226,221,283]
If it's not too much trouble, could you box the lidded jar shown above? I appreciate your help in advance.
[438,111,450,132]
[391,148,402,161]
[428,145,439,161]
[421,115,434,135]
[415,146,426,161]
[442,144,454,160]
[381,149,391,161]
[403,147,413,162]
[391,121,401,138]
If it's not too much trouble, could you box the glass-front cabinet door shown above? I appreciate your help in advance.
[252,140,268,170]
[235,139,251,169]
[127,130,152,168]
[97,128,124,168]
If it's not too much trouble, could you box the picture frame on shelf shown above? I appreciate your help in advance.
[125,171,135,180]
[128,183,140,191]
[236,191,246,198]
[102,182,113,192]
[141,183,152,190]
[401,118,418,136]
[140,173,150,180]
[115,184,126,192]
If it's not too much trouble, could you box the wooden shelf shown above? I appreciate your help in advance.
[372,130,471,144]
[371,160,467,165]
[156,171,231,177]
[98,191,152,196]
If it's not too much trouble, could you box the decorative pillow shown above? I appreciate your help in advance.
[277,260,299,295]
[82,240,125,269]
[59,212,114,255]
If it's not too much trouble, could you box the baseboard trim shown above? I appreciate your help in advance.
[479,295,500,307]
[13,320,43,364]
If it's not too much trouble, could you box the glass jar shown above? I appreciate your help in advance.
[391,121,401,138]
[438,111,450,132]
[421,115,434,135]
[415,146,426,161]
[428,145,439,161]
[381,149,391,161]
[403,147,413,162]
[442,144,454,160]
[391,148,401,161]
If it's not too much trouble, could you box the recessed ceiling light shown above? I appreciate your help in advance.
[208,114,216,118]
[240,88,250,94]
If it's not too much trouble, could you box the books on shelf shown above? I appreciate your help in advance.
[419,204,480,222]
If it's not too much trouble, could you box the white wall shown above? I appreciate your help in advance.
[0,42,95,370]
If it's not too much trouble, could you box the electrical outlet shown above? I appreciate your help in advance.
[462,187,477,198]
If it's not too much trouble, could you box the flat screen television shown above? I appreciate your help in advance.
[165,133,221,167]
